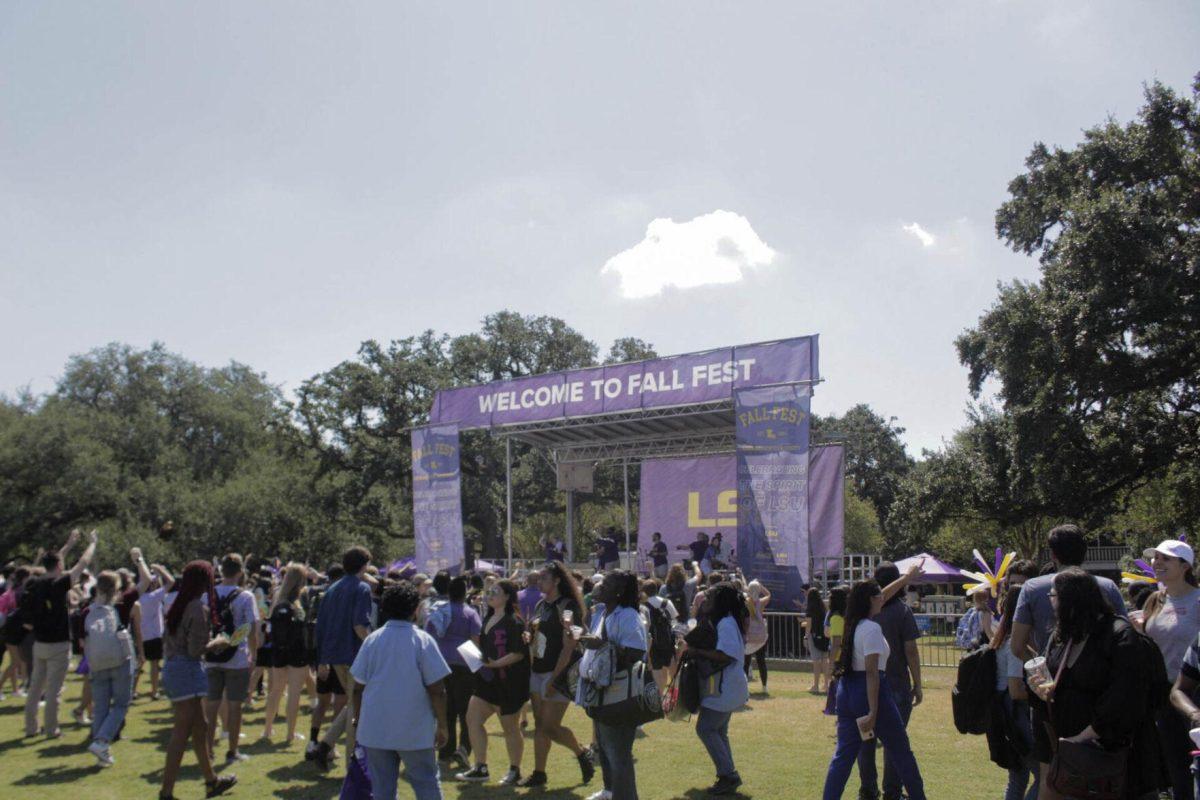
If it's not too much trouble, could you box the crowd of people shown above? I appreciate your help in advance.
[0,528,781,800]
[4,522,1200,799]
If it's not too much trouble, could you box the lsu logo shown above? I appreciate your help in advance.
[688,490,737,527]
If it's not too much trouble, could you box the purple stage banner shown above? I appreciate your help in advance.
[411,424,465,575]
[637,445,843,599]
[428,336,819,429]
[736,384,811,605]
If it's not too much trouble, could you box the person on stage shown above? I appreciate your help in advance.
[647,533,669,579]
[677,532,711,575]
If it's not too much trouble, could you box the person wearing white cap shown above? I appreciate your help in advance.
[1139,538,1200,800]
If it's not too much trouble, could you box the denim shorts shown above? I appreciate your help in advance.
[162,656,208,702]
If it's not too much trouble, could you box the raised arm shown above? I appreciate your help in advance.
[151,564,175,592]
[881,561,924,604]
[57,529,81,562]
[68,530,98,584]
[131,547,153,593]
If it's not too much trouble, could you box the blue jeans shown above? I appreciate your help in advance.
[90,662,133,743]
[823,672,926,800]
[364,745,442,800]
[856,679,913,798]
[595,720,639,800]
[1004,695,1038,800]
[696,707,738,779]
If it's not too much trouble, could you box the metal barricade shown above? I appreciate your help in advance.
[763,610,968,669]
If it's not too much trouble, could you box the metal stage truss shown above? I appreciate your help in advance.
[465,388,821,566]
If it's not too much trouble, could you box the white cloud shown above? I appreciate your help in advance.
[902,222,937,248]
[602,210,776,299]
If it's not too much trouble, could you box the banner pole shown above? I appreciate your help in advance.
[623,459,631,572]
[506,437,513,570]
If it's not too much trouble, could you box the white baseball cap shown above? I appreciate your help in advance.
[1144,539,1194,566]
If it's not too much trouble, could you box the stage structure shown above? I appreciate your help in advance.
[410,335,841,604]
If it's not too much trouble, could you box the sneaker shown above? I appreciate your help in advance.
[71,708,90,726]
[516,770,547,787]
[456,764,490,782]
[585,791,613,800]
[205,774,238,798]
[88,740,114,767]
[304,741,319,761]
[453,745,470,767]
[709,774,743,796]
[225,751,250,764]
[499,767,521,786]
[577,749,595,784]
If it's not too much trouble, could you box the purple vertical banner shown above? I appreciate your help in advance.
[411,424,465,575]
[735,384,811,606]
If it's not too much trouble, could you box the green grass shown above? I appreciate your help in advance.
[0,667,1011,799]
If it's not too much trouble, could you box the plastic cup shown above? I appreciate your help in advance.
[1190,728,1200,749]
[1024,656,1050,685]
[562,609,574,626]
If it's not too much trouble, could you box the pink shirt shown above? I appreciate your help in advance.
[0,588,18,616]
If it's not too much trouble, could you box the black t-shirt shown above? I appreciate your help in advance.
[650,541,668,566]
[688,540,708,563]
[480,612,530,686]
[531,595,583,673]
[24,575,72,644]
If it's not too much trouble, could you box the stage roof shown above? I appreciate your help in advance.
[427,336,820,465]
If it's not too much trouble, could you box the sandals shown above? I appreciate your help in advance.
[205,775,238,798]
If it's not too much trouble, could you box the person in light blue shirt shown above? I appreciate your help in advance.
[351,582,451,800]
[683,582,749,796]
[572,571,647,800]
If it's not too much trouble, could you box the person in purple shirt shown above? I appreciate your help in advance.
[426,576,481,766]
[313,546,375,771]
[518,571,543,622]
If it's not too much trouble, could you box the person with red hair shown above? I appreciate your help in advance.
[159,561,237,800]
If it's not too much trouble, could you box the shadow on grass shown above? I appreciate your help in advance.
[263,762,342,799]
[14,763,103,785]
[665,789,752,800]
[38,739,88,758]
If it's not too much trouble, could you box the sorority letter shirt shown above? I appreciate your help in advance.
[351,620,450,752]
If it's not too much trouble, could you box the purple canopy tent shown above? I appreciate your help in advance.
[894,553,966,584]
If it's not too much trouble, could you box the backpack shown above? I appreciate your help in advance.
[811,618,831,653]
[84,604,134,672]
[676,655,702,713]
[647,602,675,664]
[205,588,244,664]
[666,586,689,623]
[951,643,997,735]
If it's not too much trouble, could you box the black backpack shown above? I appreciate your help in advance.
[647,603,674,663]
[811,615,831,652]
[204,588,244,664]
[951,643,997,735]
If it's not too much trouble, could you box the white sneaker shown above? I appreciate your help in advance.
[88,740,114,767]
[585,791,613,800]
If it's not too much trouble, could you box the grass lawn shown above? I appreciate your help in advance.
[0,666,1011,799]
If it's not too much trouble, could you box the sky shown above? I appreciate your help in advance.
[2,2,1197,455]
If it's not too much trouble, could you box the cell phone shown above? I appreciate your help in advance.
[856,715,875,741]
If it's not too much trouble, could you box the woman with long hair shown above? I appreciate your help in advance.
[262,562,309,744]
[519,561,593,788]
[988,584,1038,800]
[456,578,530,786]
[662,564,690,625]
[743,580,771,693]
[0,566,31,697]
[685,582,751,796]
[159,560,237,800]
[804,587,830,694]
[1138,540,1200,800]
[1028,568,1166,800]
[822,566,926,800]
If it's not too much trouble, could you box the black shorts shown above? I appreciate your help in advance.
[473,675,529,716]
[269,647,308,670]
[143,637,164,662]
[316,668,345,696]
